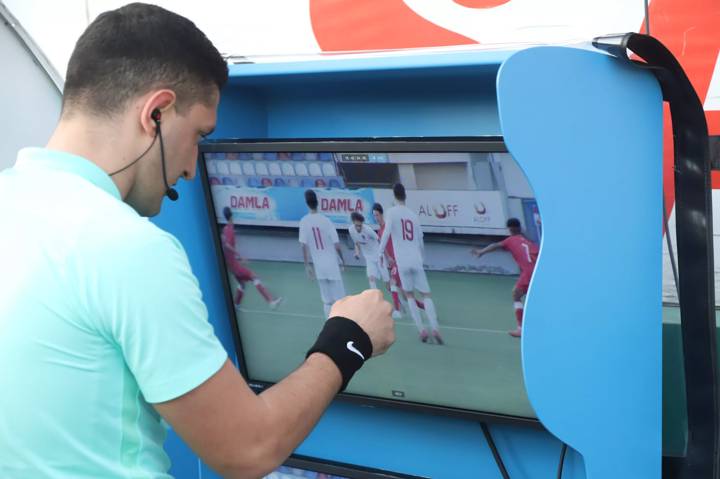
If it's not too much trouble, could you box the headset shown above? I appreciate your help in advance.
[108,108,179,201]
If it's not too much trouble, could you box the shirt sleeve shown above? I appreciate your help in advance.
[85,227,228,404]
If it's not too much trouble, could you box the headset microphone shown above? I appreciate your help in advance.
[108,108,179,201]
[151,109,179,201]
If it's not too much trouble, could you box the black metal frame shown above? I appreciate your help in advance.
[197,136,545,429]
[594,33,718,478]
[282,454,430,479]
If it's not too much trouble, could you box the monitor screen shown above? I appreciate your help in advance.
[200,138,540,422]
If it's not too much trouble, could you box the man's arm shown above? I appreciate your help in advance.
[366,225,379,243]
[222,236,242,260]
[335,242,345,267]
[155,356,339,479]
[471,242,503,257]
[301,243,314,279]
[417,222,425,260]
[331,225,343,268]
[377,214,393,260]
[154,290,394,479]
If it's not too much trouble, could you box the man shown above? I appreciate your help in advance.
[299,189,347,319]
[472,217,539,337]
[372,202,425,320]
[378,184,443,345]
[221,206,282,308]
[348,211,384,290]
[0,4,394,478]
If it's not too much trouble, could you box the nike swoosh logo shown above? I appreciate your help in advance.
[346,341,365,360]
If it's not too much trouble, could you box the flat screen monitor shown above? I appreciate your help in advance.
[265,455,428,479]
[200,138,541,424]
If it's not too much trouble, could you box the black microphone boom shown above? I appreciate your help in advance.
[153,110,179,201]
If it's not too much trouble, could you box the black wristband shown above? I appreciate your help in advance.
[306,316,373,392]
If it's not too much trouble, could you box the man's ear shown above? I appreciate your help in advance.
[139,89,176,136]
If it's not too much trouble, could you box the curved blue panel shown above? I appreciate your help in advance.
[497,47,663,478]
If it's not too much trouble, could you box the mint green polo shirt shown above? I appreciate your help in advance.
[0,148,228,478]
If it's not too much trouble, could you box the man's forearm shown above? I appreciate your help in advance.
[302,245,310,266]
[378,228,390,257]
[257,353,341,463]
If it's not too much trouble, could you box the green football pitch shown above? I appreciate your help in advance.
[232,260,535,419]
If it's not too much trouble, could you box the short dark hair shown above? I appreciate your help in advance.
[506,218,521,229]
[350,212,364,223]
[63,3,228,117]
[305,189,318,210]
[372,203,384,215]
[393,183,406,201]
[223,206,232,221]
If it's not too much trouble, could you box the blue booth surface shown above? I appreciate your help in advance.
[153,44,662,479]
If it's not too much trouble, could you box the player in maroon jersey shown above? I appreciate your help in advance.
[472,218,538,338]
[222,207,282,309]
[372,203,425,320]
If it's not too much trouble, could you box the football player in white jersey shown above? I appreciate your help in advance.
[348,211,387,290]
[378,183,443,344]
[299,189,346,318]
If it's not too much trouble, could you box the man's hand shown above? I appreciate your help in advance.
[329,290,395,357]
[305,264,315,280]
[471,248,482,257]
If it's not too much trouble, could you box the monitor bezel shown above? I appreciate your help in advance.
[198,137,543,429]
[280,453,430,479]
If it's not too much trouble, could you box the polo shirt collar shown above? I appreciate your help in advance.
[15,147,122,201]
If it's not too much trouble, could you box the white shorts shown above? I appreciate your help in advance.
[397,264,431,294]
[365,259,387,281]
[318,279,346,305]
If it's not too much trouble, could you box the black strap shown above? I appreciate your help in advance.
[307,316,373,392]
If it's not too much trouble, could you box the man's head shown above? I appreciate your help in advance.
[61,3,228,216]
[350,211,365,232]
[372,203,384,225]
[305,189,318,211]
[223,206,232,223]
[63,3,227,117]
[506,217,522,235]
[392,183,406,203]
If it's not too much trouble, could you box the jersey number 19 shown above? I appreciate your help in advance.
[401,219,414,241]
